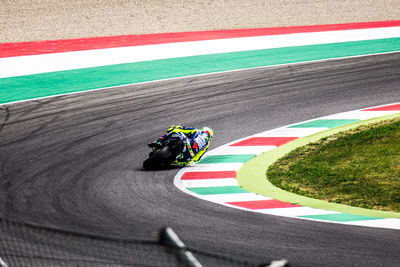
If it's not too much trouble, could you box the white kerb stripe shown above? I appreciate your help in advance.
[320,110,400,120]
[344,218,400,230]
[253,127,326,137]
[206,146,276,155]
[257,207,340,217]
[204,193,273,203]
[181,178,238,188]
[186,163,244,172]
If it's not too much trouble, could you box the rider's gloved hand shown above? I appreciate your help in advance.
[167,125,177,131]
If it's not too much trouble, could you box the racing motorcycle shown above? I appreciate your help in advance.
[143,131,187,170]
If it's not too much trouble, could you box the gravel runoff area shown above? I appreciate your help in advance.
[1,0,399,43]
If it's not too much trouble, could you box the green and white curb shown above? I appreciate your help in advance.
[2,27,400,78]
[1,21,400,105]
[173,103,400,230]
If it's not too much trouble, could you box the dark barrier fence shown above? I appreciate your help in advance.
[0,217,288,267]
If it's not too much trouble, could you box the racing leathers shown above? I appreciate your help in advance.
[149,125,211,166]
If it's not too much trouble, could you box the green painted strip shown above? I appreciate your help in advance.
[198,154,256,164]
[289,119,360,128]
[1,38,400,104]
[300,213,383,222]
[188,186,248,195]
[237,113,400,219]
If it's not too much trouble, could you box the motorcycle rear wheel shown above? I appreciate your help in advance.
[143,146,175,170]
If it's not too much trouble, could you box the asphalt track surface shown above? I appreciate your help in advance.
[1,53,400,266]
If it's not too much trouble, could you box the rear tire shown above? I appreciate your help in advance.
[143,146,175,170]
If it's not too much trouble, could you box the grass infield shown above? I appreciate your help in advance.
[267,117,400,212]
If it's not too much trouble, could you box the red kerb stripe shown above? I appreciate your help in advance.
[230,137,298,147]
[361,103,400,111]
[181,171,236,180]
[1,20,399,58]
[227,199,301,209]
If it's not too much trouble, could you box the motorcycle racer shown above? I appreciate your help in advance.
[148,125,213,166]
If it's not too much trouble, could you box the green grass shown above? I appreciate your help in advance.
[267,118,400,212]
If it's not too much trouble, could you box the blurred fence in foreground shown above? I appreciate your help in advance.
[0,217,286,267]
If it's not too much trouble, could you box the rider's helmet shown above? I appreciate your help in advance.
[201,127,213,140]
